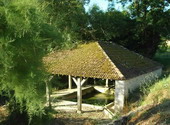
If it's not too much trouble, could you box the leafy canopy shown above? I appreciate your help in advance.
[0,0,62,119]
[85,0,170,57]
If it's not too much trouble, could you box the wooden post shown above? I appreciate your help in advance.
[77,78,82,113]
[113,80,115,88]
[105,79,109,88]
[94,79,96,85]
[72,77,87,113]
[46,81,51,109]
[46,75,53,109]
[68,75,72,89]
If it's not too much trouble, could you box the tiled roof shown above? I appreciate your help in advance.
[43,41,162,80]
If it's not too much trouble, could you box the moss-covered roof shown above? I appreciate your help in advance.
[43,41,162,80]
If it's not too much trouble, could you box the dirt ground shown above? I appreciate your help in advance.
[50,111,112,125]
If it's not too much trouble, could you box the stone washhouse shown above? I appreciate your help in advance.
[44,41,162,113]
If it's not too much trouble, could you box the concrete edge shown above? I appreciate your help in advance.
[103,102,115,119]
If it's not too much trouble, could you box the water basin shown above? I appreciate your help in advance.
[67,90,114,106]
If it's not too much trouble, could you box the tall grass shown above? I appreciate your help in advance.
[141,75,170,106]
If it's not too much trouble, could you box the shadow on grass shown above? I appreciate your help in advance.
[129,99,170,125]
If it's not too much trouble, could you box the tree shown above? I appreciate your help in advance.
[0,0,64,123]
[115,0,170,57]
[47,0,89,45]
[86,0,170,57]
[87,5,134,44]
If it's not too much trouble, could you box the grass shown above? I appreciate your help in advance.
[141,75,170,106]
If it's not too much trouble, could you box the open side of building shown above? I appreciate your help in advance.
[43,41,162,112]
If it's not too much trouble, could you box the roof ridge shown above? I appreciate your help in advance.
[96,42,125,80]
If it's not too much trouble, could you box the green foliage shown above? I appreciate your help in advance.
[47,0,88,48]
[30,108,56,125]
[154,46,170,75]
[88,6,133,42]
[127,0,170,57]
[86,0,170,57]
[141,75,170,105]
[0,0,87,122]
[50,76,67,90]
[0,0,84,122]
[0,0,64,121]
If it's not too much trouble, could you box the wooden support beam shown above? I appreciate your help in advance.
[94,79,96,85]
[80,78,87,86]
[72,77,88,113]
[46,82,50,107]
[72,77,78,86]
[68,75,72,89]
[77,78,82,113]
[72,77,87,86]
[113,80,115,88]
[105,79,109,88]
[46,75,53,109]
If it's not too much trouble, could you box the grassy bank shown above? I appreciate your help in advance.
[142,75,170,106]
[128,75,170,125]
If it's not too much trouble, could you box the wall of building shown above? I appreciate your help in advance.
[114,68,162,111]
[124,68,162,96]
